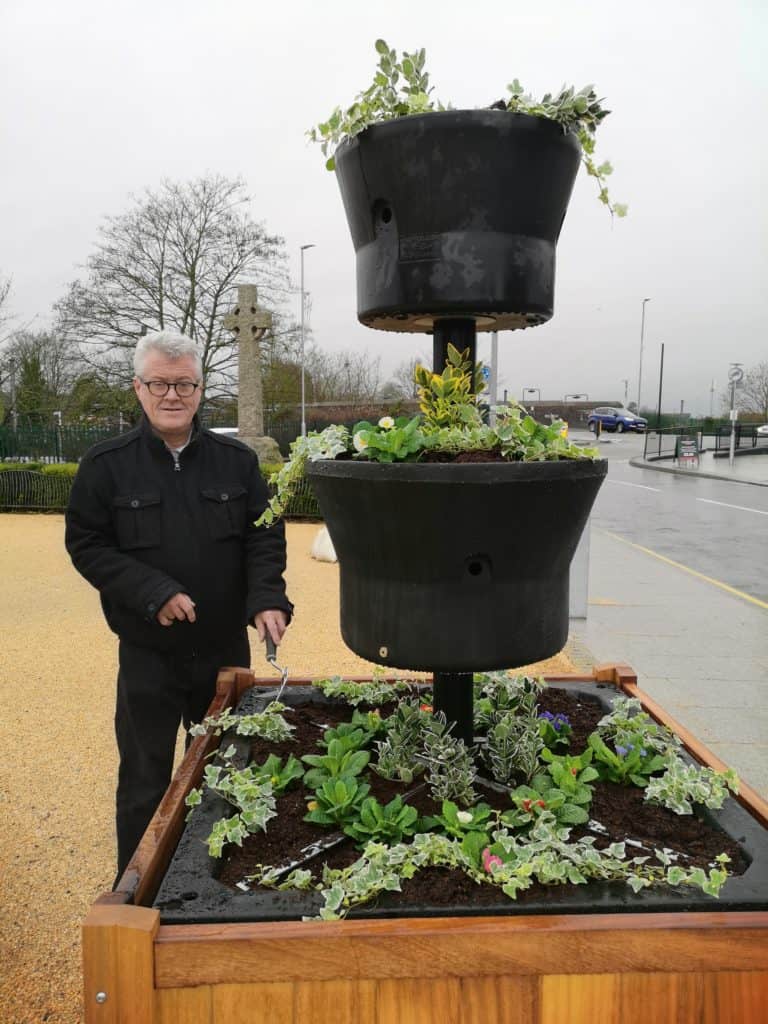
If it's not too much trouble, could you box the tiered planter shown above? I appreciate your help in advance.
[83,664,768,1024]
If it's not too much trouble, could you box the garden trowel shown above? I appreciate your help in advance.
[265,633,289,702]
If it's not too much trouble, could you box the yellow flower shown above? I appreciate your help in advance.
[353,431,368,452]
[378,416,395,430]
[307,800,318,811]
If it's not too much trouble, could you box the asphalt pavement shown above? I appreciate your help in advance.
[567,431,768,798]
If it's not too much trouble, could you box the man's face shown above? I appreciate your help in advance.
[133,352,202,441]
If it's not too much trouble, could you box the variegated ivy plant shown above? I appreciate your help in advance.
[256,345,598,527]
[308,39,627,217]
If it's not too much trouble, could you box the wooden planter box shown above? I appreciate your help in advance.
[83,664,768,1023]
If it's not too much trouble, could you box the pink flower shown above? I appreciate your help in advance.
[482,847,503,873]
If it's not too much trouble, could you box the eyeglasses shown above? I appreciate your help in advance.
[141,380,201,397]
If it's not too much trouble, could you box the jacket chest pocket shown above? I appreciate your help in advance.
[112,494,162,550]
[201,486,248,540]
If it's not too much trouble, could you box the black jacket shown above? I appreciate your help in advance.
[65,416,292,653]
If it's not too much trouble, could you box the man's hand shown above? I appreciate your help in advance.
[157,593,196,627]
[254,609,289,646]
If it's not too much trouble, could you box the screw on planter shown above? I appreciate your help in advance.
[319,111,606,747]
[95,991,107,1003]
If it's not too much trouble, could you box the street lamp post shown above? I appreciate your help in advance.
[522,387,540,403]
[300,243,316,437]
[637,298,651,413]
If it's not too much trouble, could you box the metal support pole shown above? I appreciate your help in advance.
[729,381,737,468]
[656,343,665,429]
[432,317,477,376]
[488,330,498,427]
[299,244,315,437]
[432,673,474,747]
[430,316,478,746]
[637,297,651,413]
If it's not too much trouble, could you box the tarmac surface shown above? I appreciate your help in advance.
[569,431,768,797]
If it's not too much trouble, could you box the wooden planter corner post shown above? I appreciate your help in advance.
[83,665,768,1024]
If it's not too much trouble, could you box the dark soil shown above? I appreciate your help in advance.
[218,688,747,903]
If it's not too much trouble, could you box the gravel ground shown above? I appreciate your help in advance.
[0,514,578,1023]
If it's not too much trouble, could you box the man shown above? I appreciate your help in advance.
[66,330,292,879]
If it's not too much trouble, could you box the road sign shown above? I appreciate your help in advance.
[728,365,744,384]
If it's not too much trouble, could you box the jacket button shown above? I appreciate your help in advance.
[131,499,139,508]
[148,603,156,613]
[221,492,228,501]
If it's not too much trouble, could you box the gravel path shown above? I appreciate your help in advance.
[0,514,577,1023]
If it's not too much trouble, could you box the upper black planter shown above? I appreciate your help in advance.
[334,109,582,333]
[306,458,607,671]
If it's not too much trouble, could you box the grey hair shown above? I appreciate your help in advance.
[133,331,203,379]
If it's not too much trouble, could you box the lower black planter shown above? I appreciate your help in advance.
[152,682,768,926]
[334,109,582,332]
[306,458,608,671]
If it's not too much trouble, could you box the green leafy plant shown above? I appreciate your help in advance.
[644,760,740,816]
[414,346,485,429]
[301,738,371,791]
[501,784,590,830]
[422,799,496,839]
[317,724,372,753]
[342,795,421,846]
[185,762,278,858]
[189,701,295,743]
[350,415,426,462]
[420,713,477,807]
[588,732,668,787]
[532,747,599,806]
[473,673,546,730]
[308,39,626,216]
[372,700,430,784]
[483,712,544,787]
[595,697,682,760]
[304,777,371,828]
[251,754,304,795]
[538,711,573,749]
[309,676,414,707]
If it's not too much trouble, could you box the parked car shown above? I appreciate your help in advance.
[757,424,768,436]
[587,407,648,433]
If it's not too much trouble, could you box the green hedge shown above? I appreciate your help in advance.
[0,461,321,519]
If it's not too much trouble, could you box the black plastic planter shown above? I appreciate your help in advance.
[305,458,608,671]
[334,110,582,332]
[152,683,768,926]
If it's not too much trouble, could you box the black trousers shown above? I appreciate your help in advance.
[114,632,251,879]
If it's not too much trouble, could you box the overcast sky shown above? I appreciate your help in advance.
[2,0,765,414]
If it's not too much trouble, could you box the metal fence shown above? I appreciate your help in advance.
[644,426,768,461]
[0,424,121,462]
[0,470,73,511]
[0,419,356,461]
[0,466,321,518]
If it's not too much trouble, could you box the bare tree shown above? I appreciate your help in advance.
[0,273,11,334]
[379,356,426,400]
[304,348,381,404]
[54,176,291,399]
[0,329,79,423]
[737,361,768,421]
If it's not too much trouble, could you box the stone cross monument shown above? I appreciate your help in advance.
[223,284,282,463]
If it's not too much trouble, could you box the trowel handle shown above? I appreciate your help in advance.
[265,633,277,661]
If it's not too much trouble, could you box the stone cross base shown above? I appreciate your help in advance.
[239,433,283,465]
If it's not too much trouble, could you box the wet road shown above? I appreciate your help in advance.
[576,432,768,603]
